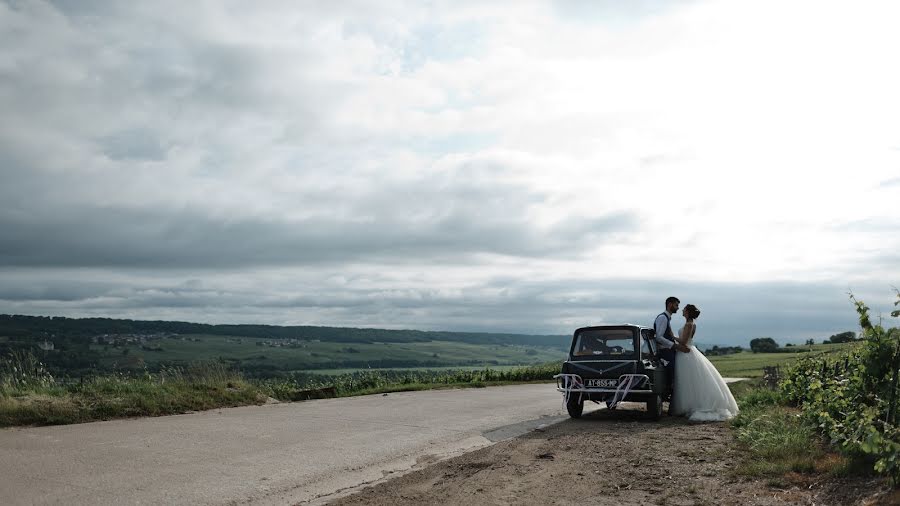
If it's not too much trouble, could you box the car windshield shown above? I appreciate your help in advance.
[571,328,635,357]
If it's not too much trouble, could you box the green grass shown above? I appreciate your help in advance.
[709,342,858,378]
[0,362,266,427]
[1,352,560,427]
[728,380,849,480]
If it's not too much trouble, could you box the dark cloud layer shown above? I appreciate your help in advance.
[0,198,638,268]
[1,270,892,346]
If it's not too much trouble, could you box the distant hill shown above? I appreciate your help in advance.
[0,314,569,348]
[0,314,570,377]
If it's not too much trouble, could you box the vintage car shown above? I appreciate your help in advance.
[554,324,670,420]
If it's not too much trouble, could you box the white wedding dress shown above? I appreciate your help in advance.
[671,324,739,421]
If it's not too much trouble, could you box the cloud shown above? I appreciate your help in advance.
[0,0,897,340]
[0,181,639,268]
[879,177,900,189]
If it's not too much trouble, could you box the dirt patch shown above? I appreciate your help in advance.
[327,403,893,506]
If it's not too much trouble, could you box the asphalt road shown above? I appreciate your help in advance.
[0,384,575,505]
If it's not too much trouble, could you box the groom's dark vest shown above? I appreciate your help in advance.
[655,312,676,362]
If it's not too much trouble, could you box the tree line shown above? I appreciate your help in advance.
[749,331,858,353]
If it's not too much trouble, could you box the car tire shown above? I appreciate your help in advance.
[647,394,663,420]
[566,393,584,418]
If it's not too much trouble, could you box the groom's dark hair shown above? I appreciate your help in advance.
[665,296,680,306]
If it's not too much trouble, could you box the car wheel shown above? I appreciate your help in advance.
[566,393,584,418]
[647,394,663,420]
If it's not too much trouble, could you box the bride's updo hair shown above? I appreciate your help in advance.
[685,304,701,319]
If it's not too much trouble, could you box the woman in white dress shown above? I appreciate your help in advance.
[670,304,739,421]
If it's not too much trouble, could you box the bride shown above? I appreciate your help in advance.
[670,304,739,421]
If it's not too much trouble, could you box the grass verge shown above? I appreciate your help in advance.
[728,380,856,483]
[0,362,267,427]
[1,356,559,428]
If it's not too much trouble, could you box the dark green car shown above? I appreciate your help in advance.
[555,324,670,420]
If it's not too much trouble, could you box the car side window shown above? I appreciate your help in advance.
[640,329,655,357]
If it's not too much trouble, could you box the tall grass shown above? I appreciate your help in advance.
[1,352,559,427]
[0,349,55,393]
[730,384,825,477]
[0,355,264,427]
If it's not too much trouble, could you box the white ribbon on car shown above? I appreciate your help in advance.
[556,373,584,410]
[564,360,633,376]
[605,374,645,410]
[556,372,649,411]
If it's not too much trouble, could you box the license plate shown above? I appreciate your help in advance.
[586,379,618,387]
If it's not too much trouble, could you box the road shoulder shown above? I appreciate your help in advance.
[326,403,886,506]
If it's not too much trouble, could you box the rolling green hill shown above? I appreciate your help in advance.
[0,314,859,379]
[0,314,569,377]
[0,314,568,346]
[91,334,567,373]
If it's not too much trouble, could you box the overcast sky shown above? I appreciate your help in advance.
[1,0,898,345]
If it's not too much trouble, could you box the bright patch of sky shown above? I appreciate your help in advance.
[0,0,897,344]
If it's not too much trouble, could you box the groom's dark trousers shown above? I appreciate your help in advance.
[660,347,676,414]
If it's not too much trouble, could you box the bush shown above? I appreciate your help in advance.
[750,337,779,353]
[829,331,857,344]
[780,291,900,484]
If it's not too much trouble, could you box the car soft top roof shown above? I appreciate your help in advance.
[573,323,652,334]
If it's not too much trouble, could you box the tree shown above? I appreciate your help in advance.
[805,338,815,346]
[828,331,856,343]
[749,337,779,353]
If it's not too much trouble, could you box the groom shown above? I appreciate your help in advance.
[654,296,690,415]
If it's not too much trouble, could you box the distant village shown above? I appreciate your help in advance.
[256,338,317,348]
[87,334,319,349]
[32,333,318,351]
[91,333,182,346]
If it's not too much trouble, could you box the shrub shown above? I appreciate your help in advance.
[780,290,900,483]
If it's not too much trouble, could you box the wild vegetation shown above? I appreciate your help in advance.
[779,291,900,484]
[0,354,263,426]
[0,351,559,427]
[729,380,840,480]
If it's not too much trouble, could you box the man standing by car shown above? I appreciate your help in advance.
[655,296,689,414]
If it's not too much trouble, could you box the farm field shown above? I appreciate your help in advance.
[95,335,853,378]
[88,334,568,373]
[306,364,530,375]
[307,343,859,378]
[708,342,858,378]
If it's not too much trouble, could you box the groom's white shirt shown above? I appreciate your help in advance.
[654,311,676,349]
